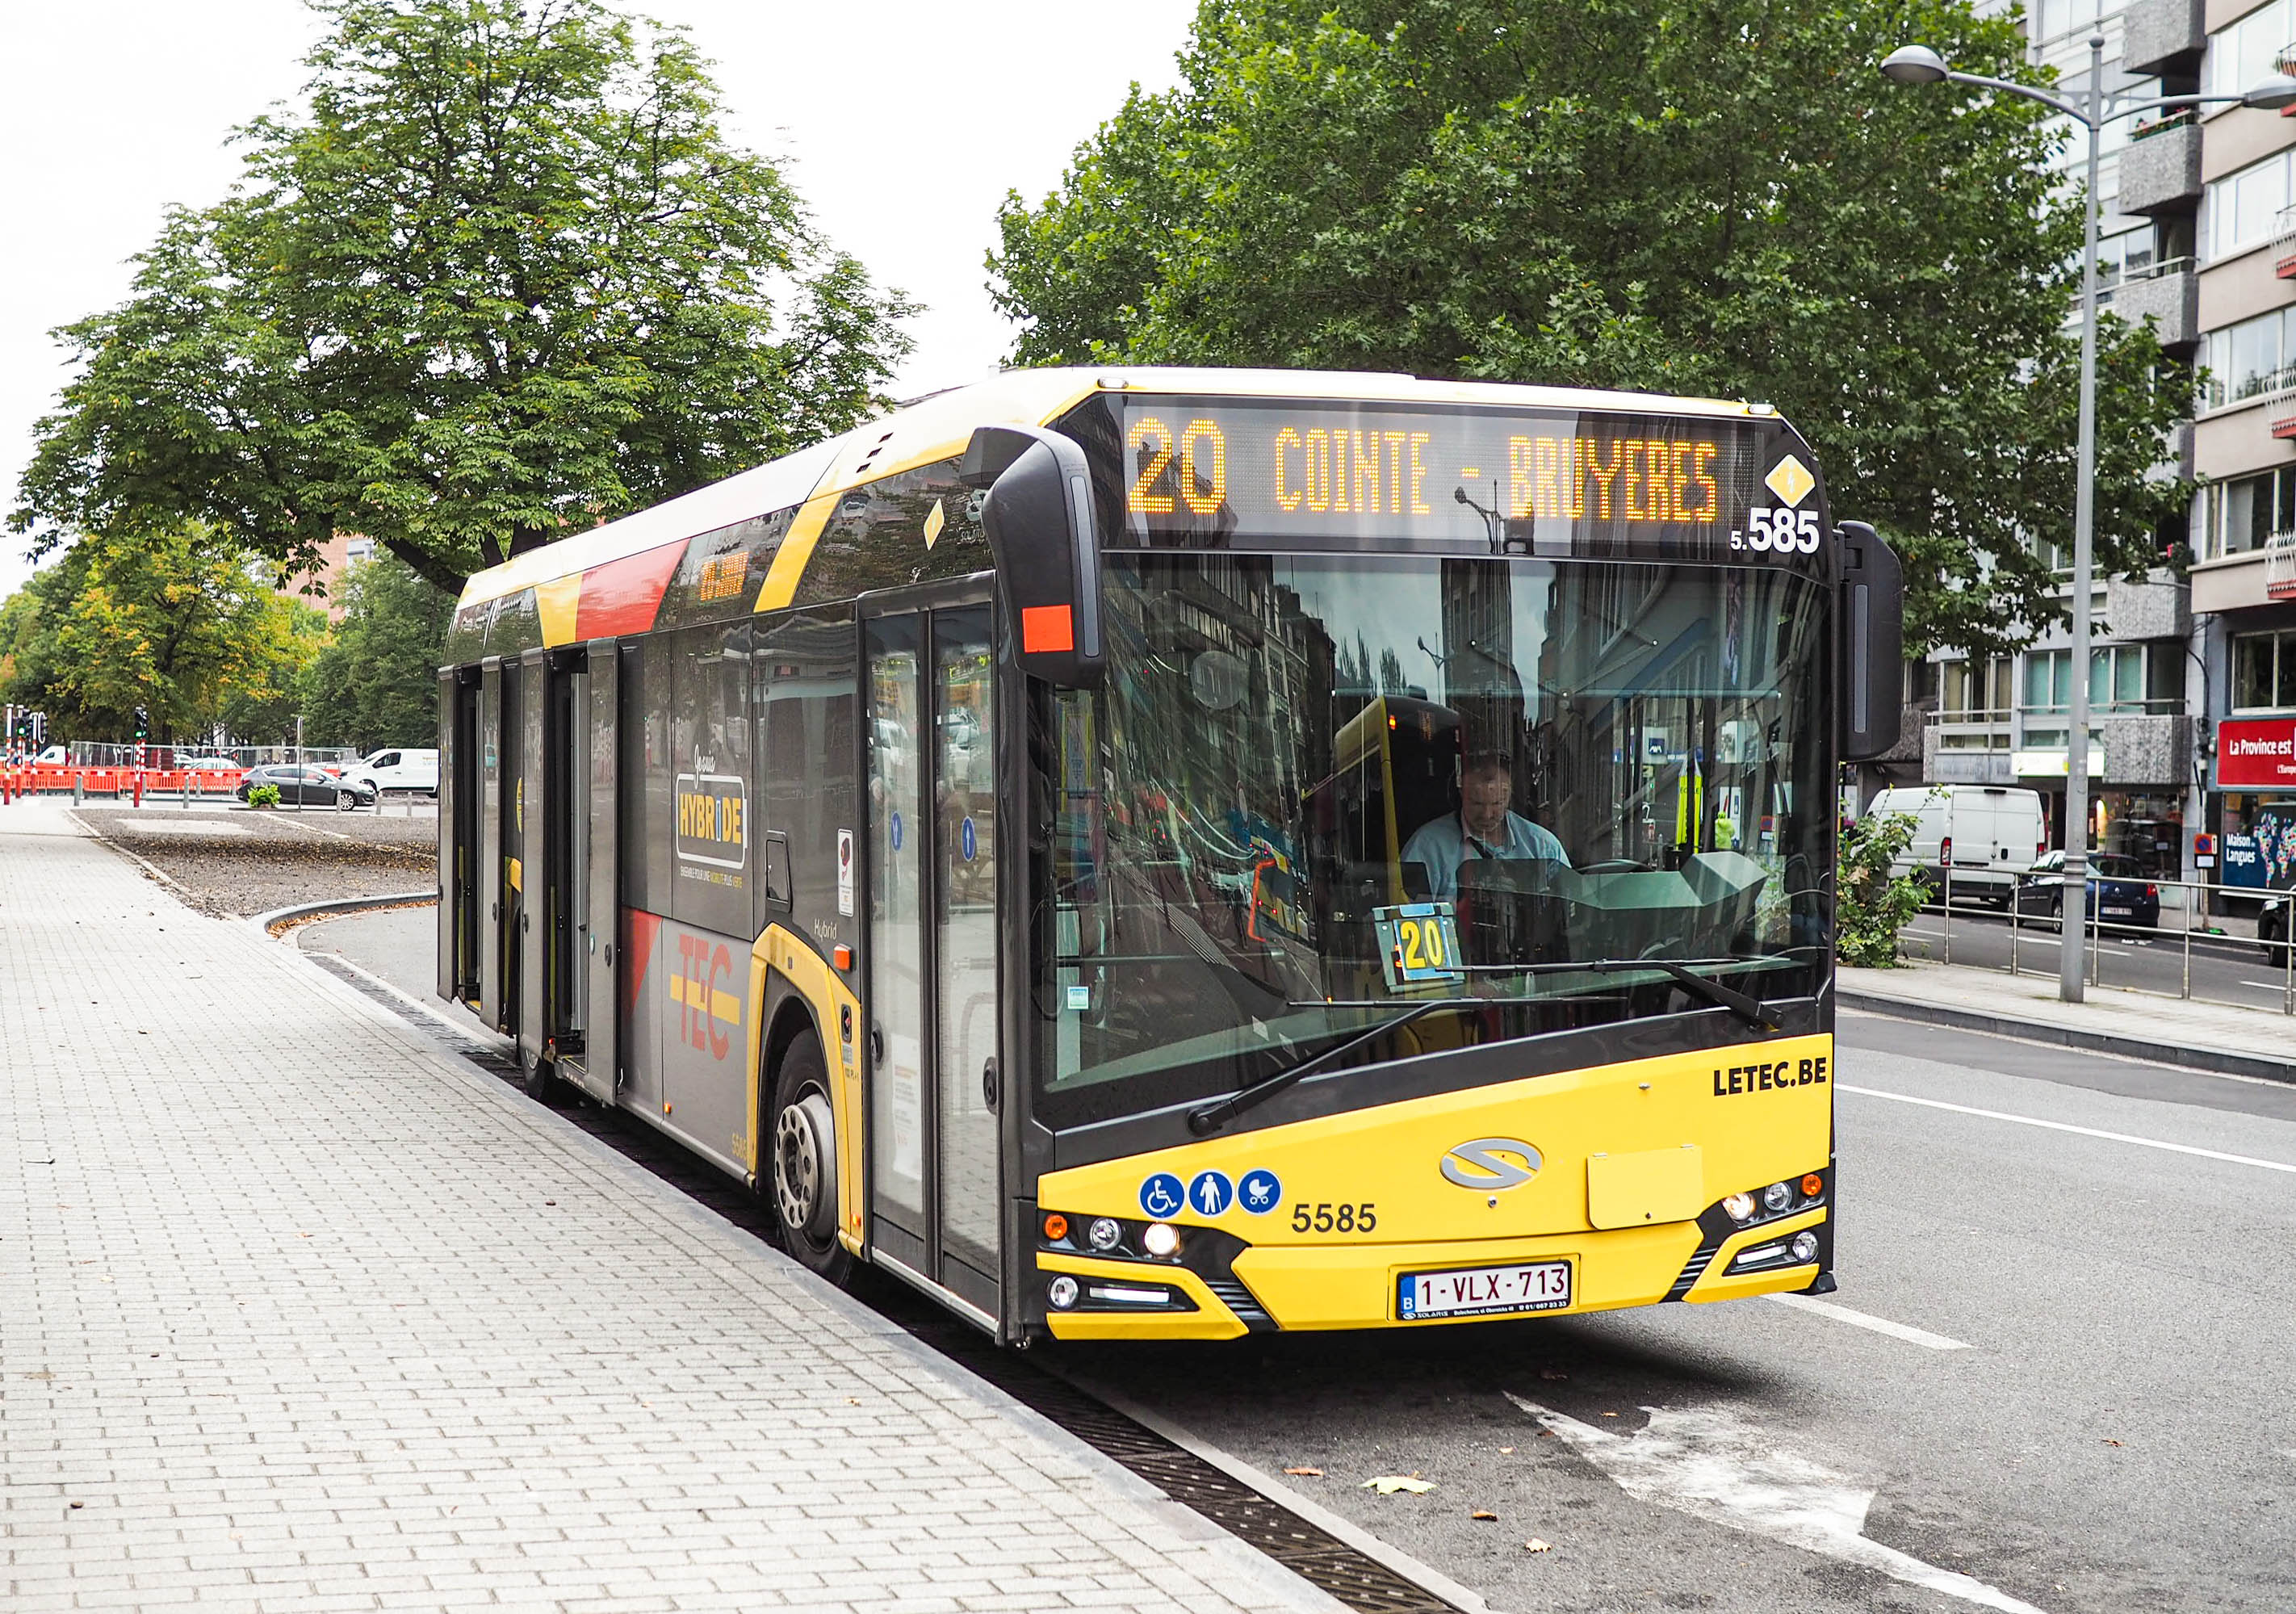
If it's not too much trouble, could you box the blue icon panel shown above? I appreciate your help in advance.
[1138,1172,1184,1219]
[1188,1170,1235,1217]
[1238,1169,1283,1214]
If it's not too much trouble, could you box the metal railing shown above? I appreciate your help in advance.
[1904,867,2294,1015]
[2266,530,2296,600]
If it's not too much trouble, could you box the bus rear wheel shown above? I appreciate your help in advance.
[770,1038,851,1283]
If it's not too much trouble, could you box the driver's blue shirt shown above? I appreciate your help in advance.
[1402,811,1569,899]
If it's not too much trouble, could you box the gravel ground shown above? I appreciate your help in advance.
[75,803,436,919]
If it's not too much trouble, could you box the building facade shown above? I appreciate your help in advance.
[1900,0,2296,895]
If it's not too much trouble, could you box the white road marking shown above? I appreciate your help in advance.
[1764,1293,1971,1351]
[1840,1084,2296,1175]
[2239,980,2291,992]
[1506,1395,2047,1613]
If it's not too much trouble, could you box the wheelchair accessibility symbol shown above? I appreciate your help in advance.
[1138,1173,1185,1219]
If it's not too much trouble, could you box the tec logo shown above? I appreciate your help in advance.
[1439,1137,1542,1192]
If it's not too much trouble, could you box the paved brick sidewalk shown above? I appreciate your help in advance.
[0,798,1343,1614]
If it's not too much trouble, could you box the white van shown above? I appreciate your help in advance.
[1867,785,2048,903]
[341,747,439,795]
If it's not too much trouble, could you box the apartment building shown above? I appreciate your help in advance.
[1893,0,2296,897]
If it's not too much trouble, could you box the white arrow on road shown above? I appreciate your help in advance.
[1506,1394,2047,1614]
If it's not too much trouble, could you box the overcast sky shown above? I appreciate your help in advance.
[0,0,1196,598]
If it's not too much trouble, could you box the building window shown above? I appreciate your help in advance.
[2206,0,2295,106]
[2202,469,2296,557]
[346,538,375,565]
[2201,308,2296,411]
[1941,656,2013,722]
[2033,0,2106,45]
[2233,629,2296,710]
[2022,645,2181,714]
[2204,150,2294,263]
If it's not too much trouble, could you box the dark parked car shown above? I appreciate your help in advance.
[2013,850,2159,929]
[236,764,376,809]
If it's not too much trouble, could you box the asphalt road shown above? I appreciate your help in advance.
[1897,904,2293,1015]
[310,907,2296,1614]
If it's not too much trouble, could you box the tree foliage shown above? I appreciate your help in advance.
[15,0,914,597]
[296,555,457,749]
[1835,808,1928,966]
[0,526,325,742]
[990,0,2190,659]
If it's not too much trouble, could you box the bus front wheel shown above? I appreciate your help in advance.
[771,1038,851,1283]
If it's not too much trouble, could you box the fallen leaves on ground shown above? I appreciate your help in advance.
[1282,1466,1324,1478]
[1538,1369,1568,1381]
[2101,1438,2123,1447]
[1471,1510,1498,1521]
[1363,1474,1435,1495]
[1525,1538,1553,1553]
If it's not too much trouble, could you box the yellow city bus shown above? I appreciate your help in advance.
[436,367,1901,1342]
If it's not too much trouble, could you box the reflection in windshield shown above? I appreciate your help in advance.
[1029,554,1829,1123]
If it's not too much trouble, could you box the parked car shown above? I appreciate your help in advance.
[178,755,247,777]
[1867,784,2049,908]
[2260,888,2290,962]
[237,764,376,808]
[339,747,439,796]
[2013,851,2160,929]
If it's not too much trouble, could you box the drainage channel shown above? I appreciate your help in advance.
[301,946,1459,1614]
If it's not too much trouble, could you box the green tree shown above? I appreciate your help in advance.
[1836,808,1929,967]
[990,0,2189,659]
[15,0,913,597]
[296,555,457,749]
[0,525,323,741]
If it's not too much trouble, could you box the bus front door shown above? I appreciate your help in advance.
[863,596,1003,1327]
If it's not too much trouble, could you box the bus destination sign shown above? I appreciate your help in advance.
[1108,398,1804,560]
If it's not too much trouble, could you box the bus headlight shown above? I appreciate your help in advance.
[1790,1231,1819,1264]
[1047,1276,1079,1310]
[1722,1192,1756,1222]
[1142,1222,1181,1257]
[1087,1217,1123,1251]
[1761,1181,1792,1213]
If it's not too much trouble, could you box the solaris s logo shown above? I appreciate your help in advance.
[1439,1138,1542,1191]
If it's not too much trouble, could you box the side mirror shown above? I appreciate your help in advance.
[960,424,1104,687]
[1837,522,1904,761]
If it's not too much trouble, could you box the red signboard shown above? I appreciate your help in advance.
[2216,717,2296,789]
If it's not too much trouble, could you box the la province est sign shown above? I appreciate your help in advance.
[2216,716,2296,788]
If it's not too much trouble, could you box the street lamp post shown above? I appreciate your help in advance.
[1880,41,2296,1003]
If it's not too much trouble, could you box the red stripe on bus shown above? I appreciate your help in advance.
[576,542,685,639]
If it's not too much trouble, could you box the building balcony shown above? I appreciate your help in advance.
[2124,0,2204,78]
[2113,258,2198,352]
[2118,120,2201,216]
[2267,530,2296,601]
[2105,570,2191,639]
[2097,713,2192,786]
[2275,207,2296,279]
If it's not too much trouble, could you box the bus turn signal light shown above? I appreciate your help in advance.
[1042,1213,1069,1242]
[833,945,853,970]
[1800,1174,1825,1197]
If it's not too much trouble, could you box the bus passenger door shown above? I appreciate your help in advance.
[568,641,619,1101]
[863,594,1003,1327]
[517,648,547,1068]
[478,658,515,1033]
[438,668,480,1006]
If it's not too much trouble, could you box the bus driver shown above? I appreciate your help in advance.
[1403,749,1569,899]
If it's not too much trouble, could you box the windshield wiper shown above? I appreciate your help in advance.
[1186,998,1464,1137]
[1577,958,1783,1029]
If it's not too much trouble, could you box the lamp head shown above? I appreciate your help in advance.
[2242,72,2296,111]
[1880,44,1950,86]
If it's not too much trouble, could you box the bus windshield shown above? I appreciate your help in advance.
[1030,552,1832,1126]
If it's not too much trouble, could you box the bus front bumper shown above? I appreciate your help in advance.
[1037,1205,1828,1340]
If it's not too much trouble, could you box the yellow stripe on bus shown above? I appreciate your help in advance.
[535,574,583,648]
[666,973,742,1025]
[753,491,838,614]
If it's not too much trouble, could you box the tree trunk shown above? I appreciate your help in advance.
[378,537,471,598]
[506,526,551,558]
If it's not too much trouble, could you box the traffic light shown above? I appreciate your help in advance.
[133,706,149,740]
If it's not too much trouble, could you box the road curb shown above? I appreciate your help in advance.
[1837,987,2296,1086]
[250,889,435,937]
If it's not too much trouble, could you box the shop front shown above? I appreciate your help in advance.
[2213,715,2296,903]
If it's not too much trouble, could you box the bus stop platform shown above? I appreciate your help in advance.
[0,797,1342,1614]
[1840,958,2296,1085]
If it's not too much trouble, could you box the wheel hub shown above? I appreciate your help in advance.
[773,1092,836,1239]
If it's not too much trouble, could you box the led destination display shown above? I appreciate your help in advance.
[1108,398,1799,558]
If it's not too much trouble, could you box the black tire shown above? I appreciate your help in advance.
[769,1036,852,1283]
[520,1042,568,1106]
